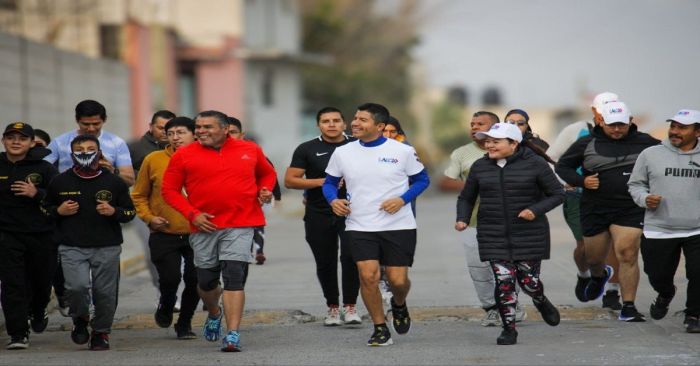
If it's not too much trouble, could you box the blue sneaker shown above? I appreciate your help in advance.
[584,265,613,301]
[203,311,222,342]
[221,330,242,352]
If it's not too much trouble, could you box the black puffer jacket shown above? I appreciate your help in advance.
[457,147,565,261]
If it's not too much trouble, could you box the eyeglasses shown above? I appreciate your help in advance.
[166,130,191,137]
[505,120,527,127]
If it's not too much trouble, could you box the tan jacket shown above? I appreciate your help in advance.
[131,145,190,234]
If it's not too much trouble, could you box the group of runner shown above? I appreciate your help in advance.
[0,95,697,353]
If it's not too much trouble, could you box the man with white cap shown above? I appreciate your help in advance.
[555,101,659,322]
[627,109,700,333]
[548,92,624,310]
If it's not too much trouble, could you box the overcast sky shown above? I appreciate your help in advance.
[413,0,700,127]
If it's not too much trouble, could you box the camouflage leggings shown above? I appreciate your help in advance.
[490,260,545,329]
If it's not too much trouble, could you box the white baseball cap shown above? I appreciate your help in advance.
[666,109,700,125]
[601,101,631,125]
[591,92,619,114]
[475,123,523,142]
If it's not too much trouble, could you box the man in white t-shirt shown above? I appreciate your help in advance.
[323,103,430,347]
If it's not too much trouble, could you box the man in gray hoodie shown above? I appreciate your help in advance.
[628,109,700,334]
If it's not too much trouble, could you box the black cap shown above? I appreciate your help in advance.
[3,122,35,138]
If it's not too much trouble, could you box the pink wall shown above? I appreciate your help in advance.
[124,21,153,139]
[163,31,179,112]
[195,60,245,119]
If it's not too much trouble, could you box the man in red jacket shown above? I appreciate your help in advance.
[162,110,276,352]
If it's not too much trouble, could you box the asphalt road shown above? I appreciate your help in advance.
[0,193,697,365]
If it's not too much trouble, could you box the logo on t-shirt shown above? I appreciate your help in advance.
[241,154,251,160]
[315,152,329,156]
[25,173,42,184]
[95,190,113,202]
[377,157,399,164]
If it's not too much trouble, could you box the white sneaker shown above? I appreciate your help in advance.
[515,302,527,323]
[379,280,393,308]
[342,304,362,325]
[324,306,342,326]
[481,308,502,327]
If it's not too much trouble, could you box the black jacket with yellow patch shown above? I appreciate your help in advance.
[43,167,135,247]
[0,148,58,233]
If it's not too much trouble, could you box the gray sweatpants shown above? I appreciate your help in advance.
[59,245,121,333]
[462,228,496,309]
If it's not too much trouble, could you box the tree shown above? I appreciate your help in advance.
[300,0,419,132]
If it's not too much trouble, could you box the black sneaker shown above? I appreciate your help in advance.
[685,315,700,333]
[584,265,613,302]
[88,331,110,351]
[497,328,518,345]
[71,316,90,345]
[650,287,675,320]
[533,296,560,326]
[575,276,590,302]
[30,309,49,333]
[619,304,646,322]
[6,335,29,350]
[367,326,393,347]
[390,299,411,335]
[155,303,174,328]
[174,323,197,340]
[602,290,622,310]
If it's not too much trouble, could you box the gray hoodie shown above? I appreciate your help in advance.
[628,138,700,232]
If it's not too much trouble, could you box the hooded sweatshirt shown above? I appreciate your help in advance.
[555,123,660,207]
[628,138,700,233]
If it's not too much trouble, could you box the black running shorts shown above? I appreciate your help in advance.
[580,201,645,237]
[346,229,417,267]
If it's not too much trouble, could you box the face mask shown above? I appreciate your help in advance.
[72,151,99,168]
[71,150,103,178]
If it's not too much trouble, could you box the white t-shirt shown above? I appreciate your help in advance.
[325,138,425,232]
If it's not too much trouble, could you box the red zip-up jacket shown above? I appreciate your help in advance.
[162,137,277,232]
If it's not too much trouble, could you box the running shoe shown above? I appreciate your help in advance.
[619,304,646,322]
[649,286,675,320]
[514,302,527,323]
[533,296,560,326]
[575,275,590,302]
[203,310,223,342]
[221,330,242,352]
[154,302,174,328]
[342,304,362,325]
[685,315,700,333]
[602,290,622,310]
[56,298,70,317]
[71,316,90,345]
[6,335,28,350]
[324,305,342,326]
[88,331,109,351]
[390,299,411,335]
[481,308,501,327]
[174,324,197,340]
[30,309,49,333]
[367,326,393,347]
[496,328,518,345]
[584,265,613,302]
[379,279,393,302]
